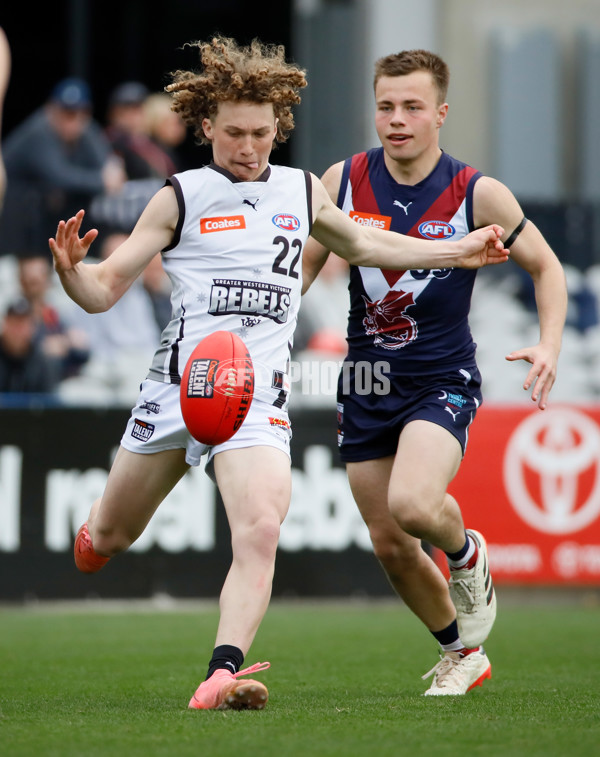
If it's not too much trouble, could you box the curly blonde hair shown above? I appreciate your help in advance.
[166,36,307,146]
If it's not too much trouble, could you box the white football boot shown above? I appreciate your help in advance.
[448,529,497,648]
[422,648,491,696]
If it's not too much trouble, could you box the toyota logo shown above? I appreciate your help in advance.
[503,407,600,534]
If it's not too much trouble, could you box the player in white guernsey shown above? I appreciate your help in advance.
[49,37,510,711]
[303,50,567,696]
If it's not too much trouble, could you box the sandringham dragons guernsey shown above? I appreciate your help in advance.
[339,148,482,374]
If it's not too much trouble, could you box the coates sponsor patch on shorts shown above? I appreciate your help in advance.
[349,211,391,230]
[187,358,219,398]
[200,215,246,233]
[272,213,300,231]
[131,419,155,442]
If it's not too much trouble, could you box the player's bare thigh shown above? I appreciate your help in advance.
[347,455,424,552]
[347,455,396,524]
[214,445,292,528]
[391,419,463,507]
[90,446,190,552]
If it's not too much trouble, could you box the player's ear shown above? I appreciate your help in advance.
[202,117,213,141]
[436,103,448,128]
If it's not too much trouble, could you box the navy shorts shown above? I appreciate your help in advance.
[336,363,483,463]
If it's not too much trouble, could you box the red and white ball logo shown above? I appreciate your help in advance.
[503,407,600,534]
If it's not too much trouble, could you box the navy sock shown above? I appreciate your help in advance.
[445,531,477,570]
[431,620,463,652]
[445,531,470,563]
[206,644,244,680]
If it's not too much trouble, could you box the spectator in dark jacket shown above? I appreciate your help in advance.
[0,77,125,256]
[0,297,62,393]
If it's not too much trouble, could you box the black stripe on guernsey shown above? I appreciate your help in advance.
[168,301,186,384]
[273,390,288,409]
[304,170,313,233]
[208,162,271,183]
[504,216,527,248]
[162,176,186,252]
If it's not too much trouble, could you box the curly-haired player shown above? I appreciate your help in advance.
[49,36,509,711]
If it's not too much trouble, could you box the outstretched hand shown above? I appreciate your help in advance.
[506,343,559,410]
[49,209,98,273]
[458,224,510,269]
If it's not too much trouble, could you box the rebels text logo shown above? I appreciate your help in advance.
[200,215,246,233]
[503,407,600,534]
[209,278,291,323]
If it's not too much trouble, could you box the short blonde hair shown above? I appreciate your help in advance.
[374,49,449,104]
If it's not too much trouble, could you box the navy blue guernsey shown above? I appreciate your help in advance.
[339,148,482,375]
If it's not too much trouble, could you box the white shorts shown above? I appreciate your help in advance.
[121,378,292,468]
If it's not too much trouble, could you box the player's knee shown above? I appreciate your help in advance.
[233,513,281,563]
[388,490,437,539]
[370,527,405,564]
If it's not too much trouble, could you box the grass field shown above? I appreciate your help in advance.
[1,596,599,757]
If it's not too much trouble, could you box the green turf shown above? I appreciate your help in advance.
[1,598,598,757]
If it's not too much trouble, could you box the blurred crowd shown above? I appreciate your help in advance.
[0,44,193,405]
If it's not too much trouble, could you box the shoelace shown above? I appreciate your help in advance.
[449,577,477,610]
[421,654,466,688]
[233,661,271,679]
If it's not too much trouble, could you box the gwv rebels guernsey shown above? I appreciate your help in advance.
[339,148,482,374]
[147,164,312,406]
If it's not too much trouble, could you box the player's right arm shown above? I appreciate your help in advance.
[302,161,344,294]
[310,173,508,271]
[49,185,178,313]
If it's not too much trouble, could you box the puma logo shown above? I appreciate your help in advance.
[393,200,413,215]
[444,406,460,422]
[243,198,259,211]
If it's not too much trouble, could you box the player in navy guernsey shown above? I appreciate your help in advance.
[49,39,509,712]
[303,49,567,696]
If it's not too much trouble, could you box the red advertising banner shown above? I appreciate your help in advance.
[436,404,600,584]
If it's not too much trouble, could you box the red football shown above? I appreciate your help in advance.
[180,331,254,445]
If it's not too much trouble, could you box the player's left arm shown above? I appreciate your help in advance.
[474,176,567,410]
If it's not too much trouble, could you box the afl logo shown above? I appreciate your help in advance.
[418,220,456,239]
[272,213,300,232]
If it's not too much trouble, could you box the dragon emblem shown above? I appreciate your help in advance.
[362,290,418,350]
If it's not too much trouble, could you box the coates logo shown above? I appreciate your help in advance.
[272,213,300,232]
[349,211,391,230]
[503,407,600,534]
[418,220,456,239]
[200,215,246,233]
